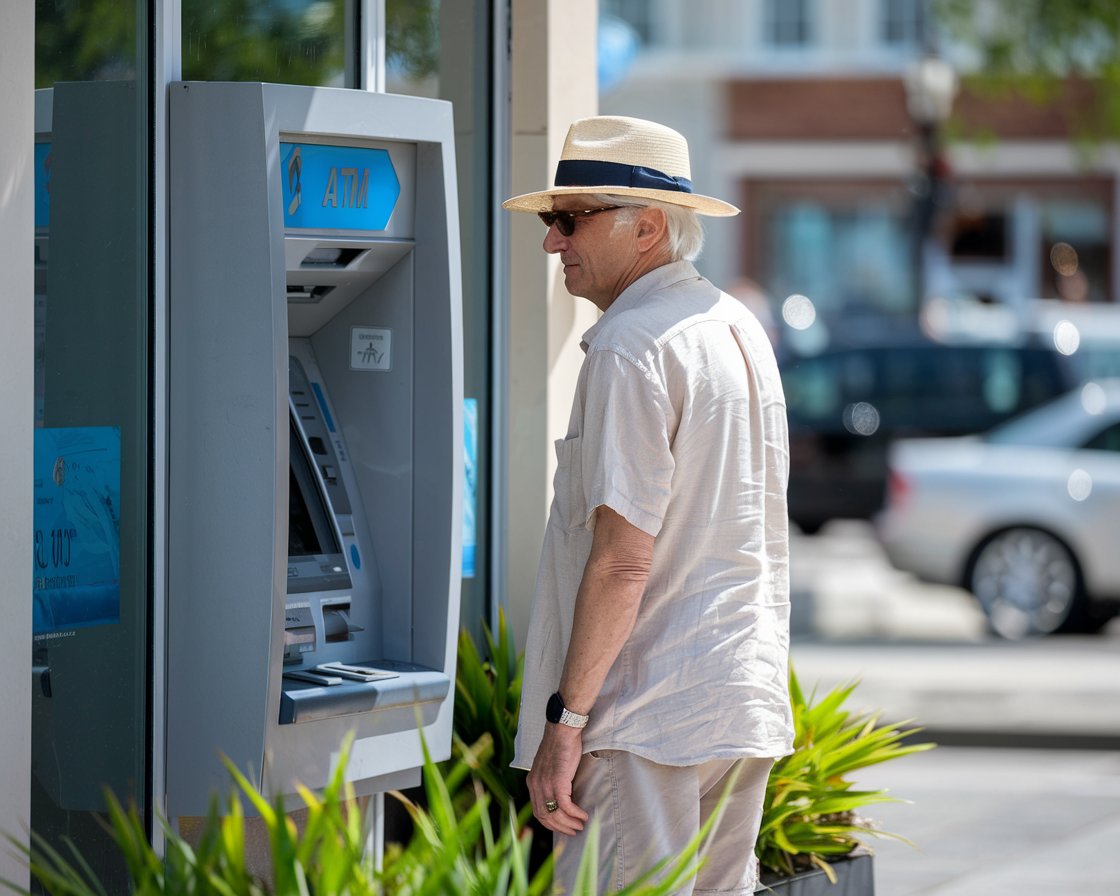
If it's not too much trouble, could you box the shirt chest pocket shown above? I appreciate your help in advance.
[552,435,588,532]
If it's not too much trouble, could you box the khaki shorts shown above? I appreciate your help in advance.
[553,750,775,895]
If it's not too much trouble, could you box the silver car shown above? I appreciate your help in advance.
[876,380,1120,638]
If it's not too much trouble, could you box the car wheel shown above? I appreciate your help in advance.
[967,527,1088,639]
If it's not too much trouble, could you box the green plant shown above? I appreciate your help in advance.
[755,667,936,881]
[447,608,527,813]
[448,622,936,885]
[7,628,932,895]
[5,730,709,896]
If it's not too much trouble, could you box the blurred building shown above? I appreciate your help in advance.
[600,0,1120,347]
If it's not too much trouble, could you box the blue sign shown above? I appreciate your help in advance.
[462,398,477,578]
[34,142,51,231]
[32,427,122,637]
[280,142,400,232]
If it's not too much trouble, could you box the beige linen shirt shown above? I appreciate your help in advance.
[513,261,794,770]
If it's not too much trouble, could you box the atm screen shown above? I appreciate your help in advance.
[287,417,351,594]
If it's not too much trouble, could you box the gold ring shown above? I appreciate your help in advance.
[545,799,559,813]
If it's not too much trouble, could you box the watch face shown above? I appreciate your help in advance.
[546,692,564,724]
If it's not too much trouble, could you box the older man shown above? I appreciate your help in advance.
[504,116,793,895]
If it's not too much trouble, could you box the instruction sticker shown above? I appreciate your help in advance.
[351,327,392,371]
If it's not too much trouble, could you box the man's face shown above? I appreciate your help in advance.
[541,195,638,310]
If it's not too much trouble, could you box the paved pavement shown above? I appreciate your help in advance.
[790,638,1120,748]
[782,521,1120,894]
[787,520,1120,747]
[853,745,1120,895]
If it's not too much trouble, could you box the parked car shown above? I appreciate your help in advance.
[876,380,1120,638]
[779,338,1079,533]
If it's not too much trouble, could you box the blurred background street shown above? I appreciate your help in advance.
[787,521,1120,895]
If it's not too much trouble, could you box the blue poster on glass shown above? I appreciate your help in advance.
[462,398,477,578]
[32,427,122,636]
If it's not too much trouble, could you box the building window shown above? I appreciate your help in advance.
[881,0,926,47]
[764,0,813,47]
[1037,199,1110,304]
[756,187,915,327]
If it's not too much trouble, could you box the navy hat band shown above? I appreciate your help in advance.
[554,159,693,194]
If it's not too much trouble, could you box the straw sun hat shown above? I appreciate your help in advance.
[502,115,739,217]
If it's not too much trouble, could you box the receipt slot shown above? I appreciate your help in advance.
[167,82,462,816]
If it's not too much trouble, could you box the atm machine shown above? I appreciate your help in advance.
[167,82,463,816]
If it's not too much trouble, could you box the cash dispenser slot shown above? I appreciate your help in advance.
[284,237,413,336]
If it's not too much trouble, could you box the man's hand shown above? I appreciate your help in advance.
[527,723,590,835]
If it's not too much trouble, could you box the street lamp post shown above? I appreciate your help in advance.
[904,53,958,311]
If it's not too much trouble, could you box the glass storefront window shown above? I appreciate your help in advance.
[182,0,352,86]
[34,1,150,892]
[35,0,141,86]
[387,0,495,642]
[386,0,441,95]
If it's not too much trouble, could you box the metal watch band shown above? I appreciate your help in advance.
[558,706,589,729]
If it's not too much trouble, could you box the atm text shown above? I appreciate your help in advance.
[322,167,369,209]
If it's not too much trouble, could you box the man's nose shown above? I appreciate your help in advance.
[542,223,566,253]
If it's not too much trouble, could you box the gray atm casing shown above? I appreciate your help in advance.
[167,82,462,816]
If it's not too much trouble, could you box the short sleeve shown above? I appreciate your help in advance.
[579,348,675,536]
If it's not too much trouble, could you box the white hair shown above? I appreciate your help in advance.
[590,193,706,262]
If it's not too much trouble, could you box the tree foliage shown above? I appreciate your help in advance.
[35,0,441,91]
[36,0,349,89]
[386,0,440,83]
[181,0,347,86]
[36,0,139,87]
[935,0,1120,137]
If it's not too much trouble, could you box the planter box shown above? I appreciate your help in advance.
[756,853,874,895]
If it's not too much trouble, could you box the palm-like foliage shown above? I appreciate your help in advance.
[756,667,935,880]
[448,609,526,813]
[5,625,933,894]
[6,731,705,896]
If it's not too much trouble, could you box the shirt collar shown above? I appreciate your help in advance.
[580,260,701,352]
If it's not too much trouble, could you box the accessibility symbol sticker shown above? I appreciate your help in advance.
[351,326,392,372]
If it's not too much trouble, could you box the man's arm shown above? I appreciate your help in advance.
[526,504,655,833]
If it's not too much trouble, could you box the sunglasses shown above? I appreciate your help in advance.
[537,206,623,237]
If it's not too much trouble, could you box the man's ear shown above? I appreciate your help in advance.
[635,207,668,252]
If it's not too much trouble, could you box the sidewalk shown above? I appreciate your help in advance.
[789,637,1120,748]
[787,520,1120,748]
[853,744,1120,895]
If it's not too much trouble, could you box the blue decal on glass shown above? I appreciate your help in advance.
[462,398,477,578]
[350,544,361,570]
[35,142,52,231]
[32,427,122,636]
[280,142,400,232]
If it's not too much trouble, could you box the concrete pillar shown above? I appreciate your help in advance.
[505,0,599,644]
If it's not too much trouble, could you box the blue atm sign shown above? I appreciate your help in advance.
[280,142,400,232]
